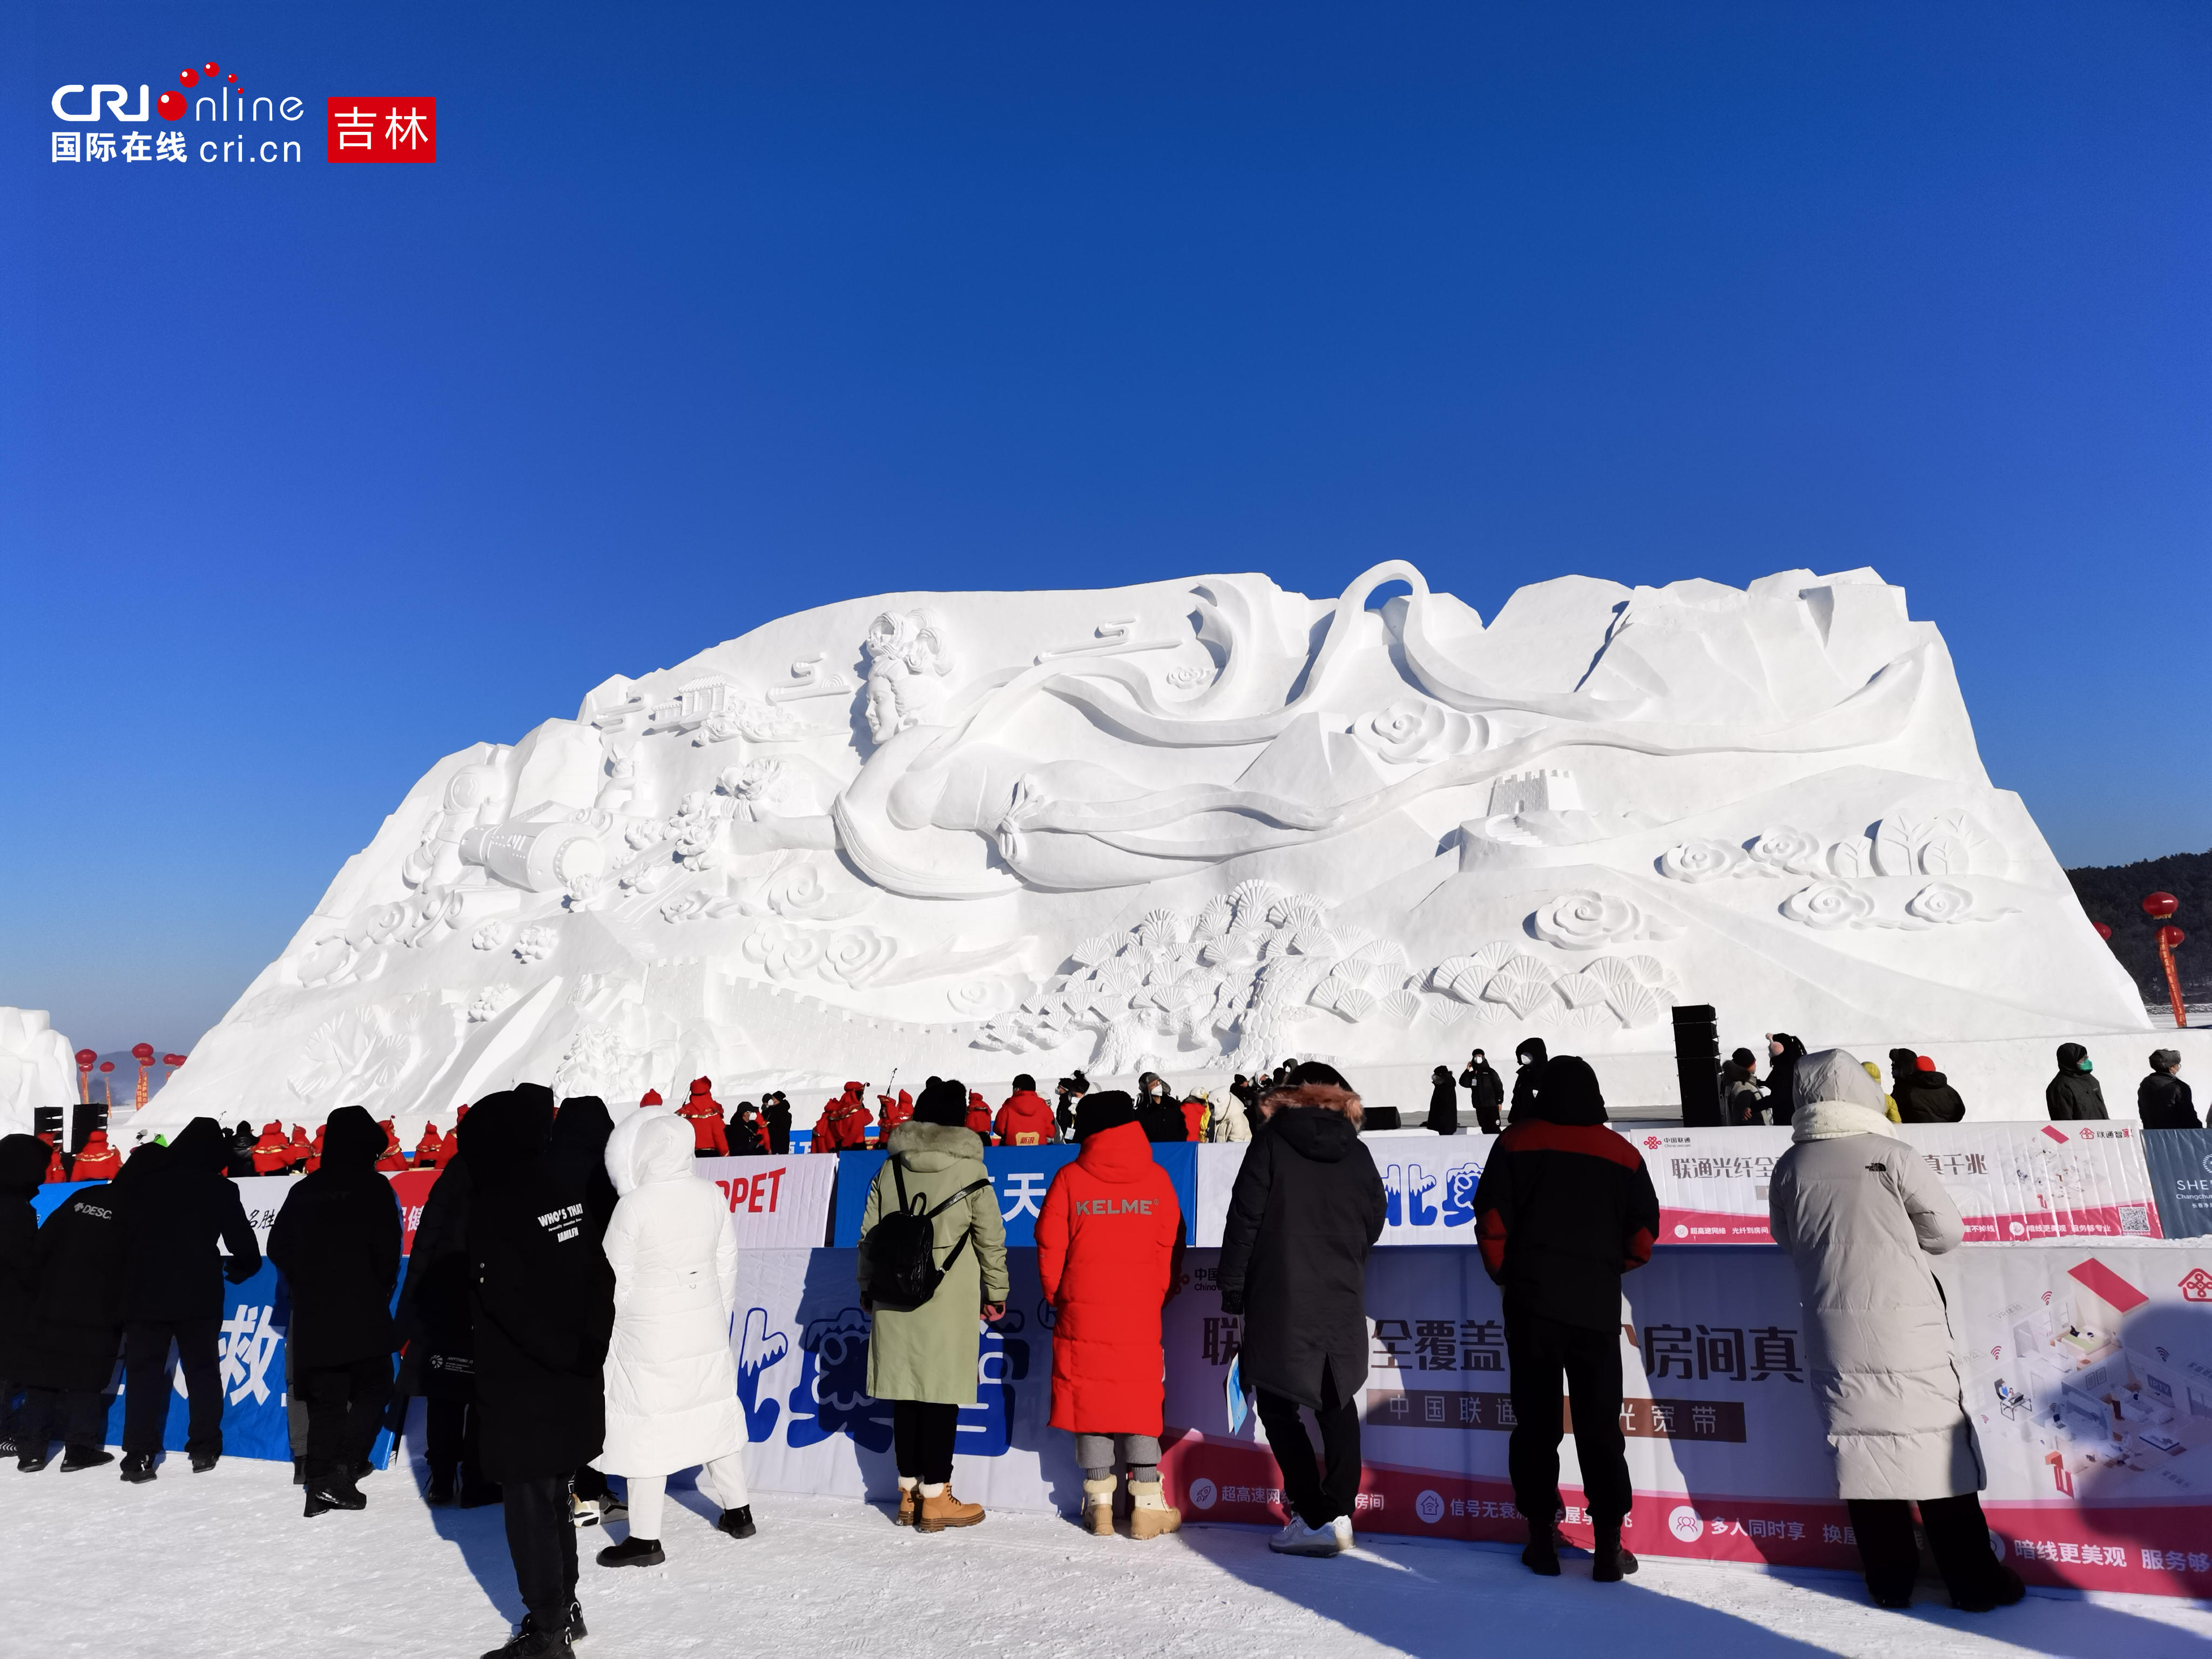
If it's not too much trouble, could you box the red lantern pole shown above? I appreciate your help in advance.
[74,1048,96,1104]
[2144,893,2186,1028]
[131,1042,154,1109]
[97,1060,114,1107]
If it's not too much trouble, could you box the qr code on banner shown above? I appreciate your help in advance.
[2120,1204,2150,1235]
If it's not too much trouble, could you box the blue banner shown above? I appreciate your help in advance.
[2142,1128,2212,1239]
[831,1143,1198,1246]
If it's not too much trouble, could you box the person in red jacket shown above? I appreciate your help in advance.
[994,1075,1057,1147]
[304,1123,326,1173]
[288,1124,312,1169]
[811,1083,873,1153]
[374,1118,409,1172]
[1177,1095,1208,1142]
[1036,1090,1185,1539]
[250,1121,292,1175]
[679,1077,731,1157]
[640,1089,663,1108]
[38,1132,69,1183]
[69,1128,122,1180]
[876,1087,913,1142]
[965,1090,995,1141]
[413,1123,446,1168]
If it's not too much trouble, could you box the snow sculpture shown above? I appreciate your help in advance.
[0,1008,81,1137]
[138,562,2152,1131]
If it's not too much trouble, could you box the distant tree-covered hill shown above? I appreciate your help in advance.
[2065,848,2211,1000]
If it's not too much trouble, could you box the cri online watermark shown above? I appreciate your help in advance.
[49,59,435,165]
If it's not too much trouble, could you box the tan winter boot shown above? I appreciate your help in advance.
[915,1483,984,1533]
[895,1478,917,1526]
[1082,1476,1117,1537]
[1128,1476,1181,1540]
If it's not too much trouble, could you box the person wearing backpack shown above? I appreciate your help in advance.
[1034,1091,1184,1539]
[856,1078,1008,1533]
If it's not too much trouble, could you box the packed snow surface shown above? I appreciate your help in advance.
[6,1452,2210,1658]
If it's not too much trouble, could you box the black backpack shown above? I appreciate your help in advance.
[862,1163,992,1313]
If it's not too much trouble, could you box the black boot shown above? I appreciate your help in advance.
[60,1445,113,1472]
[304,1460,368,1518]
[481,1622,570,1658]
[511,1602,585,1647]
[189,1449,220,1473]
[596,1534,665,1568]
[17,1445,52,1473]
[716,1505,757,1540]
[1521,1519,1561,1576]
[1590,1521,1638,1581]
[119,1452,156,1483]
[427,1466,457,1505]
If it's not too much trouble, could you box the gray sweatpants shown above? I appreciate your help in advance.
[1075,1432,1162,1481]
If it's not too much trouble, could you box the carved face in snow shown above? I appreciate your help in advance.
[864,673,901,744]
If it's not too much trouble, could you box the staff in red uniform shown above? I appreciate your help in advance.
[965,1091,995,1141]
[993,1075,1057,1147]
[875,1088,913,1142]
[811,1083,873,1152]
[679,1078,731,1157]
[68,1128,121,1181]
[413,1123,446,1168]
[250,1121,292,1175]
[1035,1091,1184,1539]
[288,1124,312,1169]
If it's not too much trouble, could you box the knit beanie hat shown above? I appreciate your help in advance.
[913,1078,968,1128]
[1073,1090,1139,1142]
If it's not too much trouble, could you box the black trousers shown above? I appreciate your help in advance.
[1849,1494,2015,1607]
[1256,1360,1363,1529]
[122,1318,224,1456]
[892,1399,960,1483]
[1505,1303,1631,1529]
[426,1398,482,1478]
[503,1474,579,1621]
[21,1386,111,1452]
[302,1355,390,1467]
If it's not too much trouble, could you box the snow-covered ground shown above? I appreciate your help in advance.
[8,1453,2211,1658]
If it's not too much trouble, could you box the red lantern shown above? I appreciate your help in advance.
[131,1042,154,1062]
[163,1053,187,1067]
[2143,892,2180,919]
[75,1049,96,1069]
[2093,922,2113,941]
[2153,916,2189,1029]
[2160,925,2186,950]
[97,1061,113,1072]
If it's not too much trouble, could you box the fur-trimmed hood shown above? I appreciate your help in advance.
[885,1117,984,1173]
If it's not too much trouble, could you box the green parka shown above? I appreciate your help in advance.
[858,1121,1008,1404]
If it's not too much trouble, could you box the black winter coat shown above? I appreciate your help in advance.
[1896,1071,1966,1124]
[765,1100,791,1155]
[395,1155,476,1398]
[1459,1062,1504,1132]
[1427,1075,1459,1135]
[2046,1073,2108,1121]
[23,1184,130,1391]
[267,1109,402,1369]
[1217,1097,1386,1408]
[1508,1063,1544,1125]
[1471,1117,1659,1332]
[465,1092,615,1483]
[0,1135,46,1378]
[2140,1073,2200,1130]
[122,1119,260,1322]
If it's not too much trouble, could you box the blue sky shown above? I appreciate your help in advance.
[8,2,2209,1051]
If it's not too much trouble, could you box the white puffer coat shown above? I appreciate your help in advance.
[597,1109,747,1477]
[1768,1050,1983,1502]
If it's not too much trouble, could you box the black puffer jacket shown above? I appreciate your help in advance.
[1427,1070,1459,1135]
[122,1117,259,1322]
[2046,1045,2109,1121]
[0,1134,49,1378]
[545,1096,617,1243]
[268,1107,401,1368]
[395,1152,475,1398]
[1508,1040,1548,1125]
[2139,1072,2199,1130]
[1216,1090,1387,1408]
[1897,1070,1966,1123]
[1470,1057,1660,1332]
[466,1088,615,1482]
[21,1150,140,1391]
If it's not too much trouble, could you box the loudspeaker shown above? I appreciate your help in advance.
[70,1100,106,1154]
[1673,1003,1722,1127]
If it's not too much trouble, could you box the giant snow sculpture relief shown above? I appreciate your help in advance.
[143,561,2148,1130]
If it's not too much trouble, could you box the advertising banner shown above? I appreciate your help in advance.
[830,1144,1197,1248]
[2142,1128,2212,1239]
[1196,1123,2169,1249]
[696,1154,839,1249]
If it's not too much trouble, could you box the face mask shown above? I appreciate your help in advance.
[2078,1060,2094,1073]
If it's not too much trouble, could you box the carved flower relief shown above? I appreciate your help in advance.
[659,892,711,925]
[820,928,897,987]
[1779,881,1877,929]
[1530,890,1644,948]
[742,921,826,979]
[470,922,506,952]
[512,924,558,963]
[1658,839,1745,882]
[1744,826,1825,877]
[1905,882,1975,925]
[1352,698,1489,765]
[466,983,518,1023]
